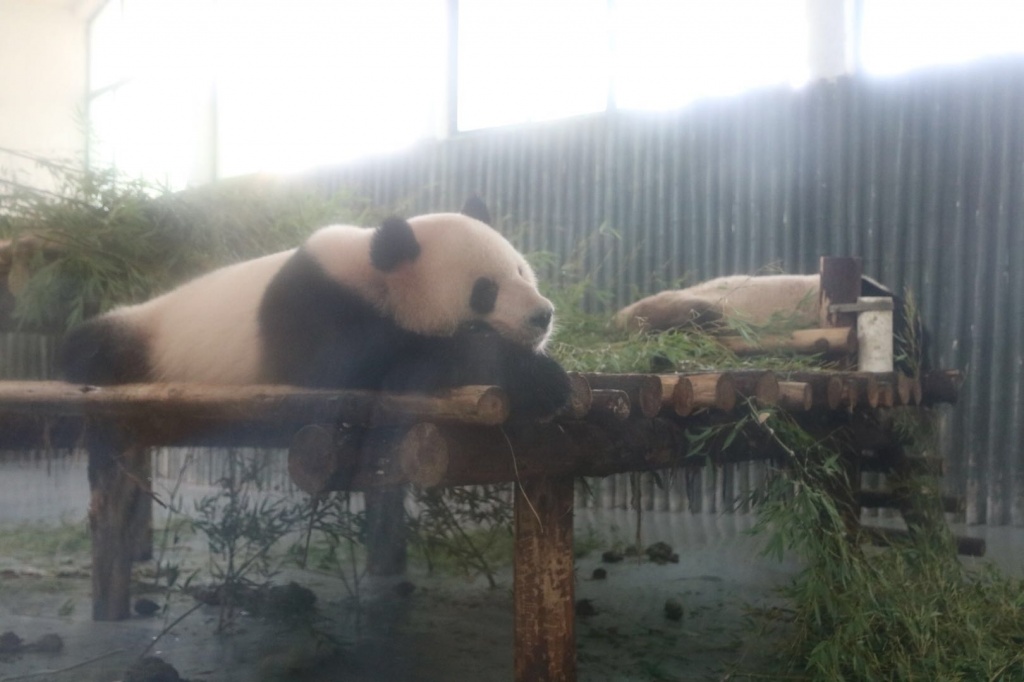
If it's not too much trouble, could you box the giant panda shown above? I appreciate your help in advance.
[60,200,571,419]
[613,273,924,371]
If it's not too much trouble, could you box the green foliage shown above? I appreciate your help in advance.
[290,492,368,602]
[748,407,1024,681]
[0,151,372,332]
[408,484,515,587]
[190,450,307,632]
[545,276,828,375]
[0,517,90,563]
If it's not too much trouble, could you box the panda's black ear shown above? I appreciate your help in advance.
[461,194,492,226]
[371,217,421,271]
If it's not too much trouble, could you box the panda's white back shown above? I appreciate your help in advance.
[110,249,295,384]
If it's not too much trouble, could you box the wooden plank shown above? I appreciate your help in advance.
[514,476,576,682]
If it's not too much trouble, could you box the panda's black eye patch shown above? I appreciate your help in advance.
[470,277,499,314]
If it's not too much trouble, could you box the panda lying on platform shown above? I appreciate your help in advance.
[60,199,571,420]
[613,273,901,334]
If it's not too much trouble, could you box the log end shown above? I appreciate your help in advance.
[399,422,451,488]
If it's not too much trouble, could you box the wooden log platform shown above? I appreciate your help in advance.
[0,367,970,681]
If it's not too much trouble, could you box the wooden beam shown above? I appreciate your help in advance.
[0,381,511,427]
[863,526,985,557]
[920,370,965,405]
[717,327,856,356]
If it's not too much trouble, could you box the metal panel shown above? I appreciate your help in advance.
[310,57,1024,525]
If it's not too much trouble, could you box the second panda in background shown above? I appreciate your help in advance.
[614,272,924,373]
[60,199,571,420]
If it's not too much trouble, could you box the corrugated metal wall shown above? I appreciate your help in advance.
[312,58,1024,526]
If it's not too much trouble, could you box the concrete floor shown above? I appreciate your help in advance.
[0,458,1021,681]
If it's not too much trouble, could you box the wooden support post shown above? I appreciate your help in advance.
[87,424,150,621]
[365,487,408,576]
[129,450,153,562]
[819,256,862,330]
[514,476,575,682]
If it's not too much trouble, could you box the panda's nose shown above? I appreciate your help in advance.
[529,307,553,331]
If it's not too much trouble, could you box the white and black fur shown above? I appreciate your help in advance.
[614,273,924,372]
[60,200,571,419]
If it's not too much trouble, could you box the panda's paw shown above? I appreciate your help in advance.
[503,352,572,420]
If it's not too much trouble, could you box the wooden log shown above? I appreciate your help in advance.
[920,370,965,405]
[717,326,856,356]
[863,526,986,557]
[326,417,789,493]
[672,376,695,416]
[782,372,844,410]
[895,373,918,406]
[580,373,661,418]
[514,476,575,682]
[859,454,945,477]
[729,370,780,406]
[843,373,880,409]
[877,382,895,408]
[388,423,577,489]
[684,372,736,412]
[288,424,358,495]
[655,374,697,417]
[588,389,631,420]
[856,489,966,515]
[559,372,593,419]
[0,381,511,427]
[777,381,813,411]
[656,374,680,405]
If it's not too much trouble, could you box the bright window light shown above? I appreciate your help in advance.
[88,0,445,185]
[457,0,610,131]
[89,0,817,183]
[612,0,808,110]
[215,0,445,176]
[861,0,1024,75]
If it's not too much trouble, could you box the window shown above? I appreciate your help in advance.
[612,0,808,110]
[860,0,1024,75]
[89,0,815,183]
[88,0,445,187]
[457,0,609,131]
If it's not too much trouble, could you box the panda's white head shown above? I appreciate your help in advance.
[367,204,555,350]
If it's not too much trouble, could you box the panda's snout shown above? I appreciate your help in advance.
[528,306,553,332]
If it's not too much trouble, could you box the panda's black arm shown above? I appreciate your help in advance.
[380,332,571,420]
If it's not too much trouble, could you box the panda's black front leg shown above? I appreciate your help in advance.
[382,332,571,420]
